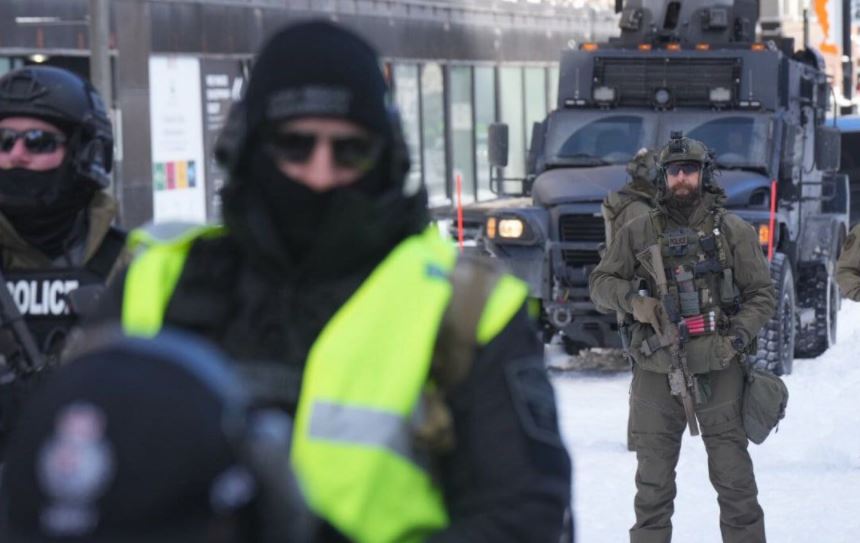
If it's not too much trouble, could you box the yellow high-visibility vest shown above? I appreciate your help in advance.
[122,224,528,542]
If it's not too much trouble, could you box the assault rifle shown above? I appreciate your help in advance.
[0,267,46,378]
[637,244,700,436]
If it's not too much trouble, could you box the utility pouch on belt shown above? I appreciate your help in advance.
[742,368,788,444]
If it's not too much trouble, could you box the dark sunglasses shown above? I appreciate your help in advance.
[265,130,383,171]
[0,128,67,154]
[665,162,701,176]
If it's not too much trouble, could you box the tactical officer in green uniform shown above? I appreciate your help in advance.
[601,147,658,248]
[590,133,775,543]
[88,21,572,543]
[601,148,658,452]
[0,66,123,457]
[836,224,860,301]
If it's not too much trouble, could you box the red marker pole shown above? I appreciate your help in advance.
[768,180,777,262]
[455,173,464,253]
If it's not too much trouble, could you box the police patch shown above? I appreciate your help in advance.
[505,357,564,447]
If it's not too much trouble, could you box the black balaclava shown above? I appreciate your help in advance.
[0,148,95,259]
[221,21,428,281]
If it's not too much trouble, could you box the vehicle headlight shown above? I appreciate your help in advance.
[593,86,616,103]
[654,88,671,106]
[709,86,732,103]
[498,218,525,239]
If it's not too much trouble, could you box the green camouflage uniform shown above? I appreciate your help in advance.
[602,149,658,247]
[836,224,860,301]
[589,136,775,543]
[601,149,658,452]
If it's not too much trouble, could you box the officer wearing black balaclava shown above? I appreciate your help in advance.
[0,66,125,457]
[89,21,572,542]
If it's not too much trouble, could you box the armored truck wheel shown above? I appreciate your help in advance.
[748,252,795,375]
[795,263,839,358]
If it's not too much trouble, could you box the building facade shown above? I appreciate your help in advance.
[0,0,619,227]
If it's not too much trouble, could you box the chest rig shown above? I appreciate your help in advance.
[1,228,125,360]
[646,208,738,344]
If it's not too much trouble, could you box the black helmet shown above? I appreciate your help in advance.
[0,66,113,189]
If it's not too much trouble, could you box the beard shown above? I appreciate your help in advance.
[667,182,701,210]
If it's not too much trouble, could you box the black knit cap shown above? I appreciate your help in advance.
[0,331,269,543]
[244,20,391,141]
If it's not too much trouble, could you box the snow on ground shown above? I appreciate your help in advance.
[553,300,860,543]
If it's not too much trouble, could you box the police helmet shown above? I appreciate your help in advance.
[0,66,113,189]
[656,131,715,189]
[0,328,312,543]
[626,147,658,186]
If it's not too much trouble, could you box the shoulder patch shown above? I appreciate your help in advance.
[505,357,564,447]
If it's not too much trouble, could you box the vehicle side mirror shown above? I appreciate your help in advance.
[488,123,509,168]
[815,126,841,171]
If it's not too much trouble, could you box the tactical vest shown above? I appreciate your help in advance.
[629,208,740,374]
[2,228,125,358]
[121,224,528,543]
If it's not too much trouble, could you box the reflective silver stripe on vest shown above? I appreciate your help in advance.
[308,401,429,470]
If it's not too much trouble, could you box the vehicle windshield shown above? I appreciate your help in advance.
[543,110,771,173]
[655,113,772,171]
[545,111,655,166]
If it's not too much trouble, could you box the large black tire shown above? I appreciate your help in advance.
[748,252,796,375]
[794,263,839,358]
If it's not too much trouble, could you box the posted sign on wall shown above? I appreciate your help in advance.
[149,56,207,223]
[199,59,245,221]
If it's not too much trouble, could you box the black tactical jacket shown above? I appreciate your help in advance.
[90,232,573,543]
[0,192,126,455]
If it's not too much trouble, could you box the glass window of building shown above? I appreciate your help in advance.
[548,65,560,112]
[449,66,475,202]
[524,66,547,149]
[474,66,496,201]
[392,64,422,195]
[499,66,525,183]
[421,63,447,205]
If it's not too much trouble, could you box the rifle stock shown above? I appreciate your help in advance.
[647,245,700,437]
[0,267,46,376]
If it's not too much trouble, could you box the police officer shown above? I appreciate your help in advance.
[600,148,658,452]
[601,147,658,248]
[89,21,571,542]
[0,66,123,455]
[0,328,311,542]
[836,224,860,301]
[590,134,775,542]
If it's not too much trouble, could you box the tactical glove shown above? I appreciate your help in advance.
[630,296,665,336]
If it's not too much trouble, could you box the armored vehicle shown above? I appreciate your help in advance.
[479,0,848,374]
